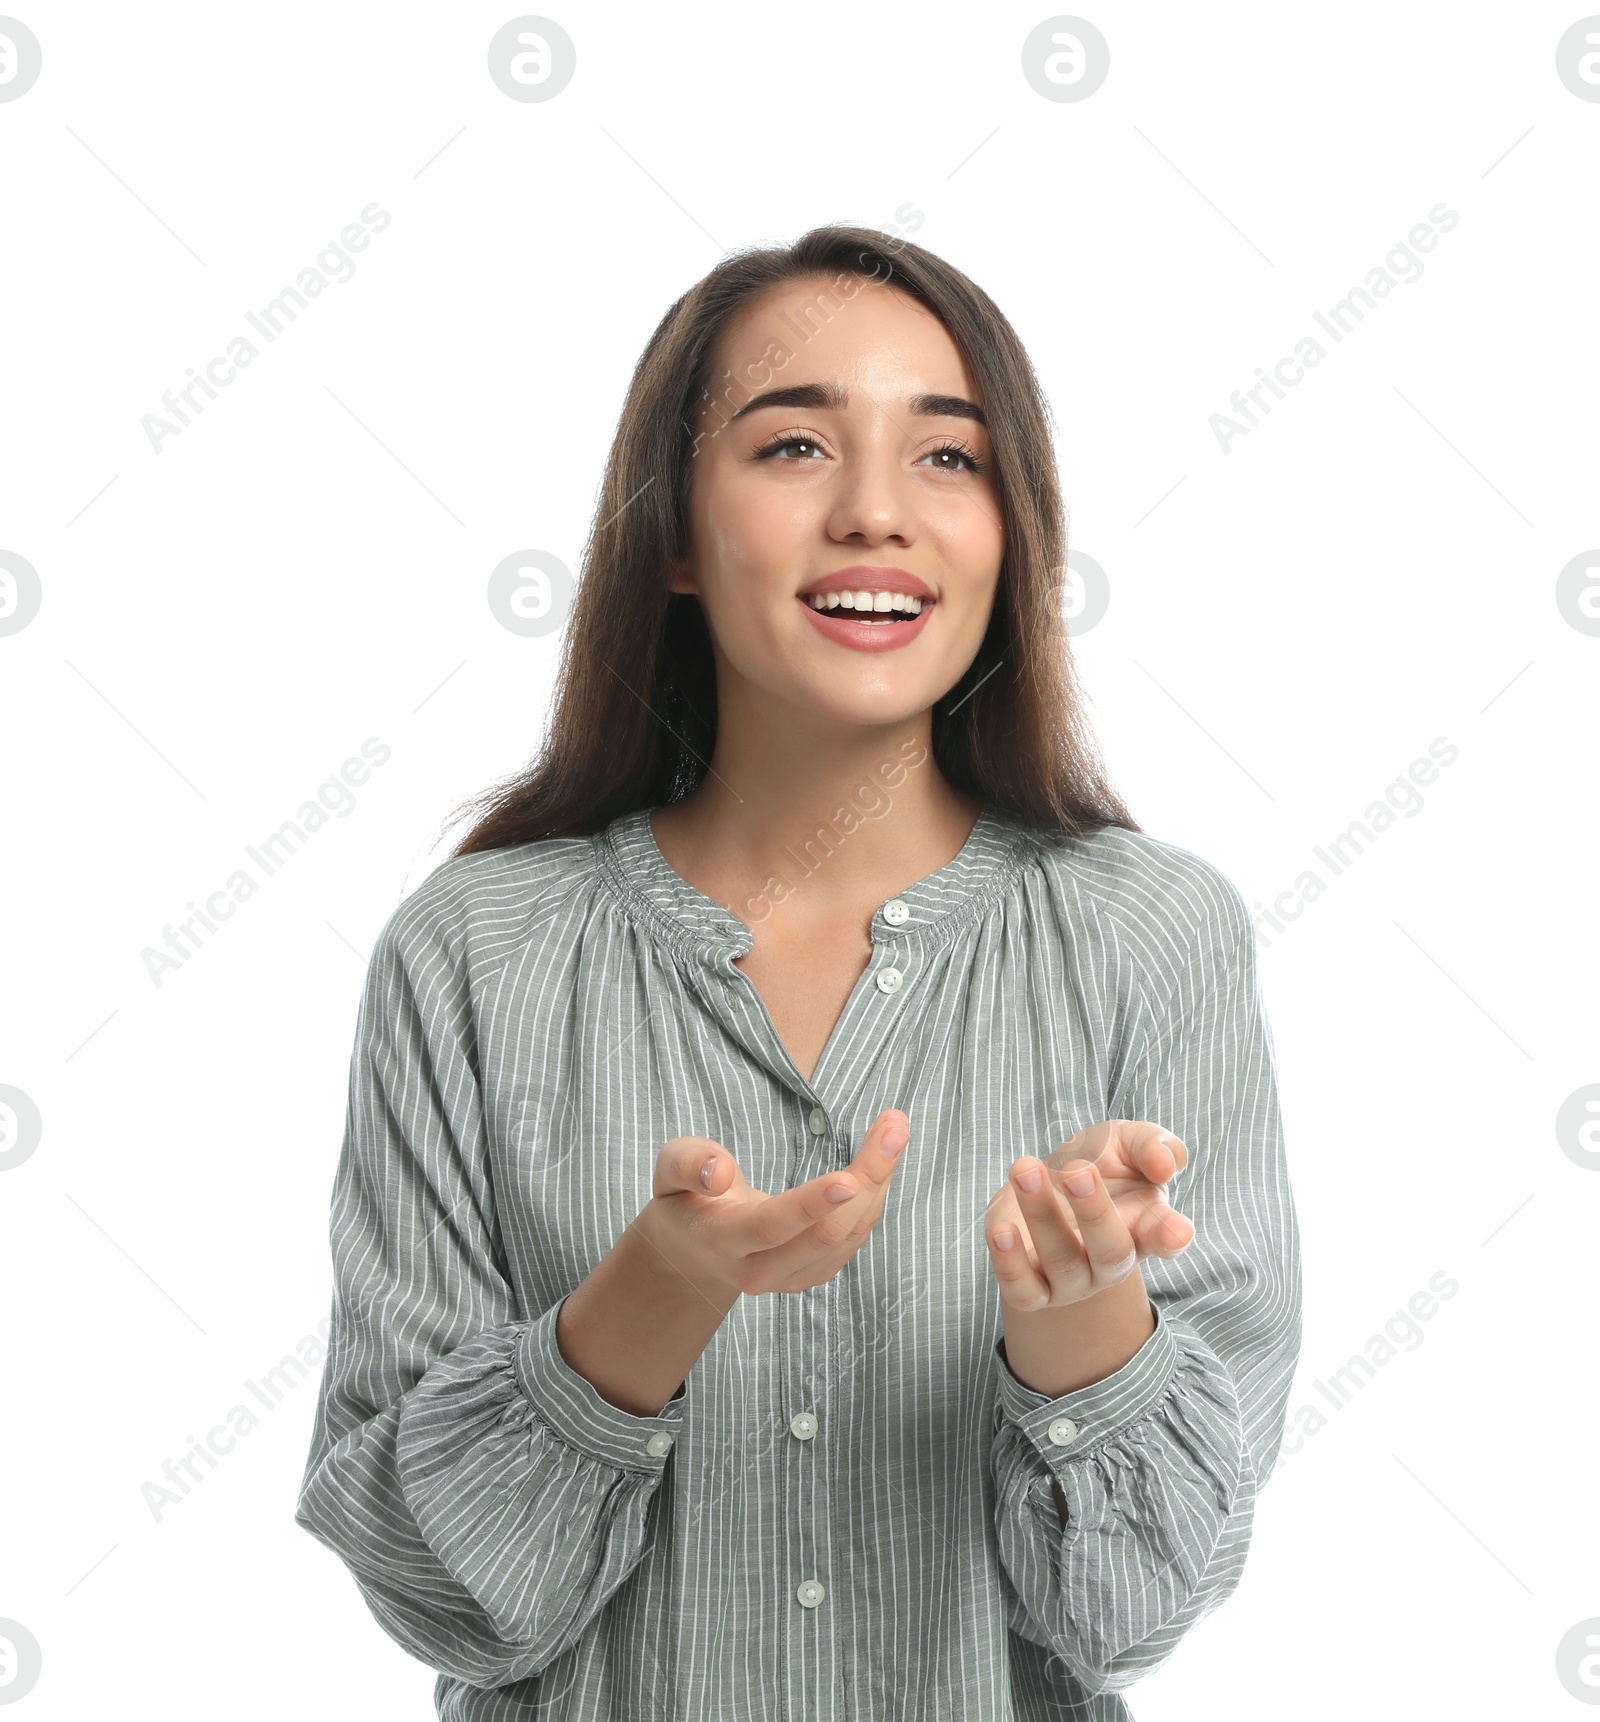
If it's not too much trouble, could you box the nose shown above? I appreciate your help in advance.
[822,430,914,549]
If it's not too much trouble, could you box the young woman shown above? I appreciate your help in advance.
[295,225,1302,1721]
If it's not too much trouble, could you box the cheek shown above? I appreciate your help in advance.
[932,490,1004,569]
[686,488,800,655]
[698,473,809,577]
[931,525,1003,629]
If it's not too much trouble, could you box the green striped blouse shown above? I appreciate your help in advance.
[295,800,1302,1719]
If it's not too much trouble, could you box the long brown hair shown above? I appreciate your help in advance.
[446,224,1137,858]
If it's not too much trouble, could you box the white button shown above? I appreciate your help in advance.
[790,1411,818,1440]
[875,966,903,994]
[645,1431,674,1457]
[1047,1416,1079,1446]
[796,1579,826,1608]
[807,1106,827,1135]
[883,898,910,925]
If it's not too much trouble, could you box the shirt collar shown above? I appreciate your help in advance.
[593,801,1039,969]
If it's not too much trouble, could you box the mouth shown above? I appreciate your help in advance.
[797,591,931,626]
[795,590,937,653]
[793,567,938,653]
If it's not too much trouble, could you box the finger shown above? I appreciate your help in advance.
[1117,1121,1187,1185]
[1006,1156,1092,1295]
[745,1155,900,1286]
[747,1111,908,1284]
[1047,1120,1130,1184]
[660,1138,860,1243]
[1130,1198,1194,1258]
[657,1136,736,1198]
[776,1111,907,1257]
[845,1107,912,1190]
[985,1213,1054,1312]
[1050,1158,1139,1286]
[984,1181,1021,1225]
[744,1165,868,1251]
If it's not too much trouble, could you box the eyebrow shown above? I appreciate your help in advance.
[726,381,987,429]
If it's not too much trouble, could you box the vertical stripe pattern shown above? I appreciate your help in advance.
[294,803,1302,1720]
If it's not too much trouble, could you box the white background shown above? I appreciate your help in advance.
[2,2,1597,1716]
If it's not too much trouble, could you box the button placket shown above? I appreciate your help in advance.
[596,803,1030,1681]
[781,1235,833,1683]
[874,899,910,999]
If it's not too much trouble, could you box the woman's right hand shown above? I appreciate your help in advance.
[636,1108,912,1300]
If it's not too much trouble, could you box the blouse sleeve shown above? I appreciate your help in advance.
[989,870,1302,1697]
[293,884,687,1688]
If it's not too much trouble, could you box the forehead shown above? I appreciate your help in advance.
[705,273,977,402]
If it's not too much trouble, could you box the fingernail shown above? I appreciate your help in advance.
[1063,1164,1095,1197]
[700,1155,717,1189]
[880,1125,909,1158]
[1014,1163,1042,1193]
[994,1227,1016,1252]
[826,1182,855,1204]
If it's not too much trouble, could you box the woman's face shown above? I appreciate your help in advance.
[672,274,1004,730]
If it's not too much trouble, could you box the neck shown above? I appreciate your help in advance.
[651,714,982,933]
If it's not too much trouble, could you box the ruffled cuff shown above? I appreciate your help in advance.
[513,1294,689,1471]
[989,1305,1247,1691]
[392,1301,692,1661]
[991,1298,1179,1473]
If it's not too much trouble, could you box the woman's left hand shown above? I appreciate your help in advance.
[984,1119,1196,1311]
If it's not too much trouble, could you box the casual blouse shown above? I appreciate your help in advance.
[294,799,1302,1721]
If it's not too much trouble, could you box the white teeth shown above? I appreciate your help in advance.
[806,589,924,616]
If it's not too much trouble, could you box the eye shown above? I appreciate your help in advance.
[754,429,829,462]
[751,430,986,473]
[917,441,985,475]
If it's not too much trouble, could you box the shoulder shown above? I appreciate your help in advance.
[1019,820,1252,964]
[369,831,599,981]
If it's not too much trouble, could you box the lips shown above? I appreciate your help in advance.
[796,592,936,654]
[794,565,937,603]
